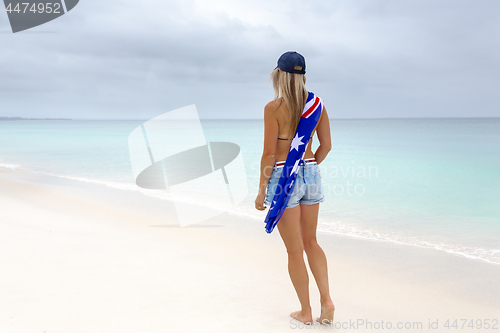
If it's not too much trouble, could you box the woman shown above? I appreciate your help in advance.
[254,51,334,325]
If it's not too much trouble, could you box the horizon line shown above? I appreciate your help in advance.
[2,116,499,121]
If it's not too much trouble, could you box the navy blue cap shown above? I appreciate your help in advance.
[275,51,306,74]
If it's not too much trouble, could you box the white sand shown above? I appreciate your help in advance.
[0,168,498,333]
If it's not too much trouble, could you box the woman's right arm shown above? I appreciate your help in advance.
[314,106,332,164]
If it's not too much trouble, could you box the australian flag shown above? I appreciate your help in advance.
[264,91,324,233]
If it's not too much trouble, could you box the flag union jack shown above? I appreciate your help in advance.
[264,92,323,233]
[302,95,322,119]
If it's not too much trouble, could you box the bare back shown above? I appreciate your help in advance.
[266,97,328,162]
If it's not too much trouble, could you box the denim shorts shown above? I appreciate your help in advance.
[265,162,325,209]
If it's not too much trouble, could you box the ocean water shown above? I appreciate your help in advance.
[1,118,499,264]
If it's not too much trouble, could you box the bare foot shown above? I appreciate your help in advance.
[290,310,313,324]
[316,300,335,325]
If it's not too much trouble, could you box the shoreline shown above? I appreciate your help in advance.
[1,163,499,266]
[0,167,499,332]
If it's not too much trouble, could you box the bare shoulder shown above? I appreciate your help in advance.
[320,104,328,118]
[265,99,282,110]
[264,99,283,118]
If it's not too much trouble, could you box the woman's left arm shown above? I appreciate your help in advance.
[255,103,278,211]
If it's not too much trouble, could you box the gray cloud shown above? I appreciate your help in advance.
[1,0,499,119]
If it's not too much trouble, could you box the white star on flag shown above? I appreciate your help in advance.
[290,133,305,152]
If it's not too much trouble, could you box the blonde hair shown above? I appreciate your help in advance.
[269,68,308,139]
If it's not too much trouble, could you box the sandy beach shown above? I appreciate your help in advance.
[0,168,499,333]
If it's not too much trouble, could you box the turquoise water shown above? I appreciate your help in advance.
[1,118,499,264]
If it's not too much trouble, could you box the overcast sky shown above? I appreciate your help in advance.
[1,0,499,119]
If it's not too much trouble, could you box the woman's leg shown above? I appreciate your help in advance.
[300,203,335,323]
[277,205,312,324]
